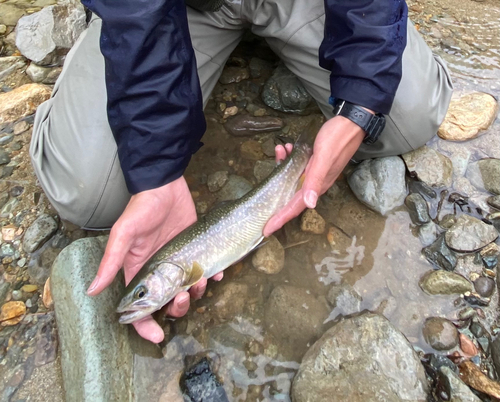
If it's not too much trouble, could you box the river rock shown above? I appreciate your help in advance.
[419,270,473,295]
[249,57,273,79]
[207,171,228,193]
[0,56,26,81]
[491,336,500,378]
[487,195,500,210]
[438,92,498,141]
[51,236,158,401]
[300,209,326,234]
[405,193,431,225]
[473,276,495,297]
[0,301,26,325]
[253,159,275,182]
[402,146,453,188]
[212,282,249,320]
[15,4,87,65]
[439,366,481,402]
[26,63,52,83]
[458,360,500,399]
[219,66,250,84]
[326,283,362,316]
[348,156,407,216]
[23,214,58,253]
[262,64,312,113]
[265,285,329,358]
[0,149,10,166]
[292,313,428,402]
[422,317,459,351]
[0,4,25,26]
[0,84,51,124]
[478,159,500,195]
[445,215,498,252]
[224,115,284,137]
[418,222,439,247]
[216,175,253,202]
[240,140,264,160]
[251,235,284,274]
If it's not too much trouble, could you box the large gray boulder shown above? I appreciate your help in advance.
[292,312,428,402]
[348,157,407,215]
[15,4,86,65]
[51,237,159,402]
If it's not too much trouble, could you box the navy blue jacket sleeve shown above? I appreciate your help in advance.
[319,0,408,115]
[81,0,206,194]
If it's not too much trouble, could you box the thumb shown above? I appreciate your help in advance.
[302,154,328,209]
[87,227,131,295]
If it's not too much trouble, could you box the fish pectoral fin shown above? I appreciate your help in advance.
[183,262,204,287]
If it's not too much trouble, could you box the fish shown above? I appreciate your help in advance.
[116,141,312,324]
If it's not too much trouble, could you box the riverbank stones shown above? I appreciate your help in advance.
[419,270,473,295]
[402,146,453,188]
[445,215,498,252]
[422,317,459,351]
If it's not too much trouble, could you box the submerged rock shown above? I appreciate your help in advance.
[180,357,229,402]
[216,175,253,202]
[487,195,500,210]
[300,209,326,234]
[251,235,284,274]
[438,92,498,142]
[439,366,481,402]
[478,159,500,195]
[326,283,362,316]
[0,84,51,124]
[219,66,249,84]
[52,237,158,401]
[423,234,457,271]
[224,115,284,137]
[445,215,498,252]
[402,146,453,188]
[422,317,459,351]
[418,222,439,247]
[347,156,407,216]
[473,276,495,297]
[253,159,275,182]
[265,285,329,358]
[207,171,228,193]
[292,313,428,402]
[15,4,87,65]
[405,193,431,225]
[262,64,312,113]
[23,214,58,253]
[419,270,472,295]
[212,282,249,320]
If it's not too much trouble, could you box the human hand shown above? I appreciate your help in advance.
[86,176,222,343]
[263,116,366,237]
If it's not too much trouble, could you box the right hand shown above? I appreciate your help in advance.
[86,176,222,343]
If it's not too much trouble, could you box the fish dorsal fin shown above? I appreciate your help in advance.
[183,262,204,287]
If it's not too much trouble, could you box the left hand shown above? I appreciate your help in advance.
[263,115,366,237]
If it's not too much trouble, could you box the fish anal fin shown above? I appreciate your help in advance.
[183,262,204,287]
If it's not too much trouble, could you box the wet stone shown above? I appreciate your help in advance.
[0,135,13,146]
[0,282,10,304]
[408,179,437,199]
[478,159,500,195]
[326,283,362,316]
[300,209,326,234]
[240,140,264,160]
[402,146,453,188]
[23,214,58,253]
[474,276,495,297]
[423,234,457,271]
[224,115,284,137]
[212,282,249,320]
[207,171,229,193]
[0,148,10,165]
[439,366,481,402]
[458,360,500,399]
[293,313,428,402]
[253,159,275,182]
[261,137,276,157]
[26,64,53,83]
[180,357,229,402]
[347,156,407,216]
[9,186,24,198]
[249,57,273,79]
[445,215,498,252]
[262,64,312,113]
[422,317,459,351]
[405,193,431,225]
[418,221,439,247]
[438,92,498,142]
[219,66,250,84]
[440,214,457,230]
[13,121,29,135]
[0,242,15,258]
[487,195,500,210]
[419,270,473,295]
[216,175,253,202]
[251,235,284,275]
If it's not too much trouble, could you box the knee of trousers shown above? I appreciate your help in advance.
[30,101,130,229]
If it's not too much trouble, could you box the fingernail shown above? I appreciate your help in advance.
[87,276,100,294]
[304,190,318,209]
[178,295,190,309]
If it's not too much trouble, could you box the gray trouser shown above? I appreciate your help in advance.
[30,0,453,229]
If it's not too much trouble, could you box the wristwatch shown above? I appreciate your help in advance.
[331,98,386,145]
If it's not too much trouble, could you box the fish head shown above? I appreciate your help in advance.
[117,262,185,324]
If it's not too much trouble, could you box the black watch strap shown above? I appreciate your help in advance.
[332,100,386,145]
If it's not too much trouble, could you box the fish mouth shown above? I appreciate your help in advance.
[117,301,161,324]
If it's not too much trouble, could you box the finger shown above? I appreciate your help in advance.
[301,151,331,209]
[212,272,223,281]
[132,316,165,343]
[189,278,207,300]
[285,143,293,155]
[263,190,307,237]
[275,145,287,163]
[165,291,190,317]
[87,227,130,295]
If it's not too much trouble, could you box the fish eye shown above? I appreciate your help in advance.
[134,286,147,299]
